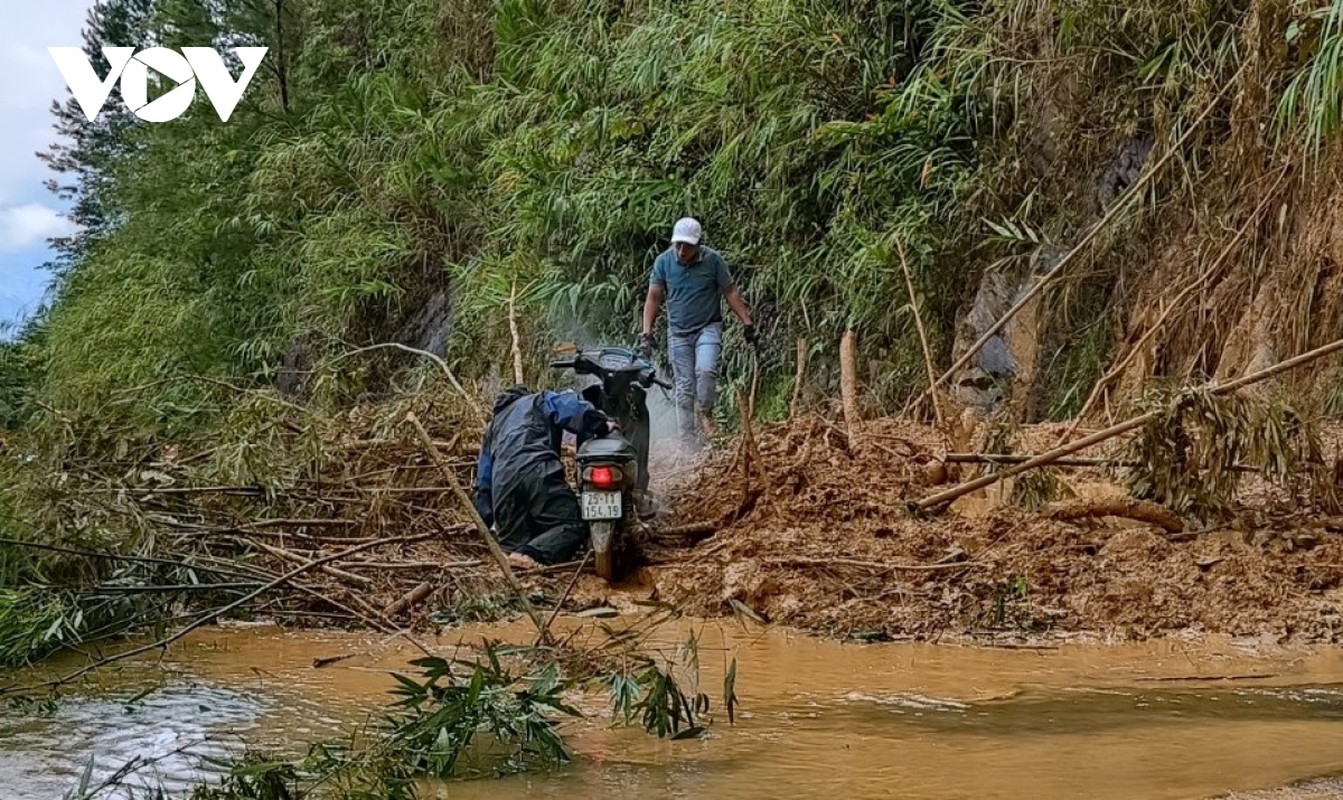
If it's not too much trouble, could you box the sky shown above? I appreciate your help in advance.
[0,0,95,331]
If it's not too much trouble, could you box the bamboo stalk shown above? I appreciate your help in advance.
[1,536,422,697]
[942,453,1259,471]
[0,537,261,582]
[343,560,481,570]
[536,550,591,647]
[763,556,974,571]
[907,67,1246,414]
[840,330,860,449]
[249,539,374,586]
[404,412,552,643]
[508,281,525,386]
[67,582,263,594]
[1057,176,1286,444]
[385,581,434,617]
[790,337,807,419]
[334,342,482,420]
[915,335,1343,511]
[896,239,945,430]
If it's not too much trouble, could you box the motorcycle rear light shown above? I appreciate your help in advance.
[587,465,621,488]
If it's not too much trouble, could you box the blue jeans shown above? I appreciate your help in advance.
[668,322,722,442]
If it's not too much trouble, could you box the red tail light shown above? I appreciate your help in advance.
[588,465,619,488]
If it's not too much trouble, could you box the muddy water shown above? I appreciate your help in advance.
[6,619,1343,799]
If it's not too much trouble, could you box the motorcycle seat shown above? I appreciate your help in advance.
[578,435,638,461]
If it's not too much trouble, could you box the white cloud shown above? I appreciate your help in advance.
[0,203,76,253]
[0,1,97,325]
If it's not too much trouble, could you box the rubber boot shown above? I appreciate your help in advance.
[698,410,718,446]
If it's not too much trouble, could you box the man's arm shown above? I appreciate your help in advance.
[715,254,753,327]
[724,284,753,327]
[542,391,612,438]
[642,283,664,335]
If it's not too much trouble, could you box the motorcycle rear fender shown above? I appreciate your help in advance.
[589,520,615,553]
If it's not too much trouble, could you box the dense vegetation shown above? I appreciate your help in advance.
[5,0,1335,439]
[2,0,1343,664]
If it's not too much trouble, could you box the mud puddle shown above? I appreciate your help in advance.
[5,619,1343,799]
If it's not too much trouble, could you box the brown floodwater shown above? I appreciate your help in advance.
[5,617,1343,799]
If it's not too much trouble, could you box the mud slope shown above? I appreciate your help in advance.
[649,416,1343,642]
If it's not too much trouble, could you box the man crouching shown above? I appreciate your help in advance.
[473,385,617,570]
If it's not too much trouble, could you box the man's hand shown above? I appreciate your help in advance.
[744,324,759,348]
[605,416,621,435]
[636,332,655,360]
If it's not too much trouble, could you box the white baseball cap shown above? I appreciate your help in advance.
[671,217,702,245]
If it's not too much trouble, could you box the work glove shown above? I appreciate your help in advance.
[743,324,759,348]
[636,333,656,360]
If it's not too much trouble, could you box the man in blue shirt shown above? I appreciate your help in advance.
[473,385,617,569]
[639,217,756,446]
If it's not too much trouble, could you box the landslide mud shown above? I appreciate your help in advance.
[643,416,1343,642]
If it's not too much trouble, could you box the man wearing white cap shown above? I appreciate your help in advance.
[639,217,756,445]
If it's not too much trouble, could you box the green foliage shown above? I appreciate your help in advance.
[1125,388,1320,522]
[21,0,1324,453]
[187,631,736,798]
[0,589,81,668]
[988,574,1034,630]
[384,650,579,778]
[1276,0,1343,152]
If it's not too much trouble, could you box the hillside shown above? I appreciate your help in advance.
[3,0,1343,663]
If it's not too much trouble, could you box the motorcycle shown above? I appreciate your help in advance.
[550,346,671,581]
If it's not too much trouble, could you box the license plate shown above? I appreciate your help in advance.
[581,491,622,520]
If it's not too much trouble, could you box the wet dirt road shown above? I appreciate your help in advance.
[5,619,1343,799]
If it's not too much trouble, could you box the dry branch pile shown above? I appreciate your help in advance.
[23,388,577,632]
[26,379,1343,645]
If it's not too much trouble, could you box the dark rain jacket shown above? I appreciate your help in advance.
[472,387,612,529]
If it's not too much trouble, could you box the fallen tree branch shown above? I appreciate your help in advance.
[0,537,265,583]
[897,239,944,430]
[942,453,1259,472]
[763,556,975,572]
[516,559,586,576]
[404,412,553,644]
[656,521,718,538]
[69,582,262,594]
[333,342,482,420]
[914,335,1343,512]
[245,518,359,528]
[0,536,422,697]
[342,559,480,570]
[385,581,435,617]
[1136,674,1277,683]
[737,385,771,491]
[536,550,592,647]
[248,539,375,586]
[1057,174,1287,443]
[1044,497,1184,533]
